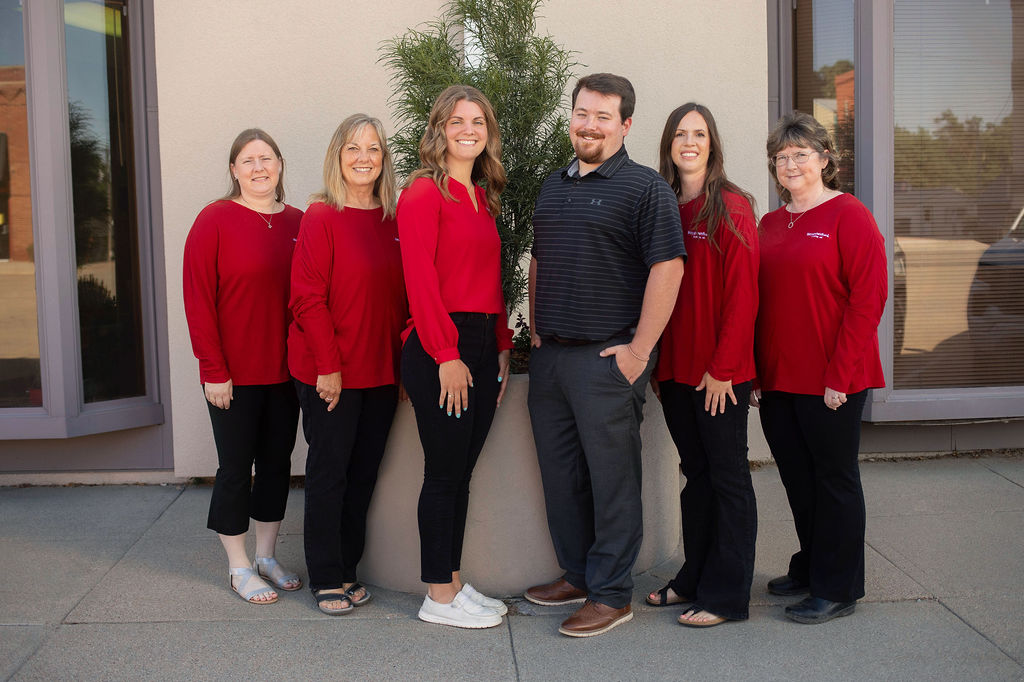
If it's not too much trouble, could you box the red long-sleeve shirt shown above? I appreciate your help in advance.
[755,193,887,395]
[288,203,407,388]
[655,191,759,386]
[183,200,302,385]
[396,177,513,363]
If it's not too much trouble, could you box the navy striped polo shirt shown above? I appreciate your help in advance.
[531,145,686,340]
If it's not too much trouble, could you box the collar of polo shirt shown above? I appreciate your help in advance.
[563,145,630,180]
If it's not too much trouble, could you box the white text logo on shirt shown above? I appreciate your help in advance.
[806,232,831,240]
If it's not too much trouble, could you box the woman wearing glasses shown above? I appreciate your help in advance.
[754,112,886,624]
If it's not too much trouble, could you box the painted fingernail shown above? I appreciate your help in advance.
[497,376,503,382]
[447,410,452,416]
[456,413,461,419]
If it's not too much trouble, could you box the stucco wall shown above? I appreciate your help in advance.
[157,0,769,476]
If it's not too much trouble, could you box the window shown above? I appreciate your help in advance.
[0,0,163,438]
[773,0,1024,419]
[892,0,1024,390]
[792,0,855,195]
[0,0,42,408]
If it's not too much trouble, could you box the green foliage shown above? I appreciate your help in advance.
[895,110,1010,196]
[68,100,111,266]
[380,0,577,312]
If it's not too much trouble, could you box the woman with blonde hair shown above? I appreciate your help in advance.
[397,85,513,629]
[184,128,303,604]
[289,114,407,615]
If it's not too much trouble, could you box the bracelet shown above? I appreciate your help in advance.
[626,344,649,363]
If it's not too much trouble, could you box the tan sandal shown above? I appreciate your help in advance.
[678,606,727,628]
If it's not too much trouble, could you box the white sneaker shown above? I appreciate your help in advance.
[461,583,508,616]
[418,592,503,629]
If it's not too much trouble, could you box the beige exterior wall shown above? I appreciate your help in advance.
[157,0,769,476]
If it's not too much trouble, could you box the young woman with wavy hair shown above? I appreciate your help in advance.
[646,103,760,628]
[397,85,513,629]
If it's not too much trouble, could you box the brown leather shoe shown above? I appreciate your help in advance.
[558,600,633,637]
[523,578,587,606]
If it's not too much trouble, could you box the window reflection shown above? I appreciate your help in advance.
[893,0,1024,388]
[65,0,146,402]
[793,0,855,195]
[0,0,43,408]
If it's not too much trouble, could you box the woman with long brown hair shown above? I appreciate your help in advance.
[397,85,513,629]
[646,103,759,627]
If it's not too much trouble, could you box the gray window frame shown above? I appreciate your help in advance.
[0,0,166,439]
[769,0,1024,421]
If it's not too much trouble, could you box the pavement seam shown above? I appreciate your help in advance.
[982,461,1024,492]
[864,537,936,600]
[506,615,521,681]
[936,598,1024,669]
[60,484,187,626]
[2,623,57,682]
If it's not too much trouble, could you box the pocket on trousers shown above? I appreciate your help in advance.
[608,354,633,387]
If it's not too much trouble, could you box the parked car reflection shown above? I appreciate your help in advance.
[967,205,1024,384]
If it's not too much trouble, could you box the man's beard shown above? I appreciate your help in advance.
[572,133,605,164]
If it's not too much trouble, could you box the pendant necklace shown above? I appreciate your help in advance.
[240,197,275,229]
[786,188,826,229]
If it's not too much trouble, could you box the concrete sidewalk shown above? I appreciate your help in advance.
[1,455,1022,681]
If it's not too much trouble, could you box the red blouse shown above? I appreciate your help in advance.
[183,200,302,385]
[396,176,513,363]
[755,193,887,395]
[288,203,407,389]
[655,191,759,386]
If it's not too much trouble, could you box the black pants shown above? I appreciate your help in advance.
[402,313,500,584]
[759,390,868,603]
[659,379,756,620]
[527,337,655,609]
[295,380,397,591]
[205,382,299,536]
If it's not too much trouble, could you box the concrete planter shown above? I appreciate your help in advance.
[359,374,682,597]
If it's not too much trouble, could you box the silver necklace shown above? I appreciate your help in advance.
[786,188,826,229]
[239,197,276,229]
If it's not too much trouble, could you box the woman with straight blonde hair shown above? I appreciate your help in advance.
[288,114,407,615]
[397,85,513,629]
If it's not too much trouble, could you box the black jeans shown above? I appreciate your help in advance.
[659,379,756,620]
[527,337,655,609]
[295,380,397,591]
[402,313,500,584]
[205,382,299,536]
[759,390,868,603]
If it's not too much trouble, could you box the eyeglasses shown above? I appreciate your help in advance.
[771,151,819,167]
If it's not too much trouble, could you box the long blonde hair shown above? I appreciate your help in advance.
[406,85,505,216]
[310,115,397,218]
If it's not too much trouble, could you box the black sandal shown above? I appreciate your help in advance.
[312,589,353,616]
[343,581,372,607]
[646,584,694,607]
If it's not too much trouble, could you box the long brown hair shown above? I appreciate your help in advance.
[658,103,754,252]
[222,128,286,202]
[406,85,505,216]
[310,114,397,218]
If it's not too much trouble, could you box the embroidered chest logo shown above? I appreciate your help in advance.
[806,232,831,240]
[687,230,707,240]
[590,199,602,206]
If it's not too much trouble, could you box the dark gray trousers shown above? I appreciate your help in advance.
[527,337,655,609]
